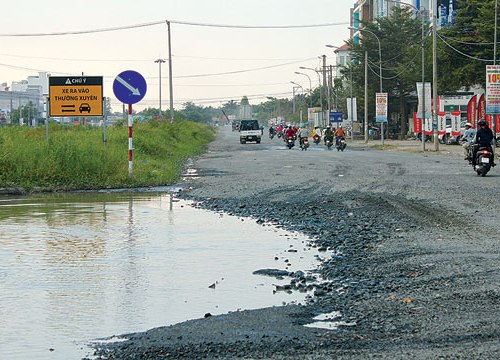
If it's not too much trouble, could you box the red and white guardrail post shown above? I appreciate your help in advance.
[128,104,133,177]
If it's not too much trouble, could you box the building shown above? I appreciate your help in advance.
[0,72,48,124]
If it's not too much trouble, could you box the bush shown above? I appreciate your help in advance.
[0,121,215,192]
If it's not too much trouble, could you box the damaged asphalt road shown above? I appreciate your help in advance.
[92,127,500,359]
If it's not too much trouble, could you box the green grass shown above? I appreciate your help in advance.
[371,144,397,150]
[0,120,215,192]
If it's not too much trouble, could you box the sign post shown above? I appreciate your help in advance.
[329,111,343,125]
[113,70,147,178]
[375,92,388,145]
[49,76,103,117]
[486,65,500,144]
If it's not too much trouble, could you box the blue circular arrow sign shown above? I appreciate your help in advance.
[113,70,147,104]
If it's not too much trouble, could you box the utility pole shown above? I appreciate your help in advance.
[350,66,354,142]
[493,0,498,143]
[421,6,426,152]
[432,2,439,151]
[167,21,174,123]
[364,51,369,143]
[322,55,327,126]
[154,58,166,117]
[327,65,332,114]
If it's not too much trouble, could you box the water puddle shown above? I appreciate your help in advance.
[304,311,356,330]
[0,192,319,360]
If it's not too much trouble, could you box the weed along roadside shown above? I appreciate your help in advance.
[0,120,215,193]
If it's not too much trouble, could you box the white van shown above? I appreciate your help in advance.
[239,120,261,144]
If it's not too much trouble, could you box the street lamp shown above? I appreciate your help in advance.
[154,58,166,117]
[327,44,355,141]
[295,71,312,108]
[349,26,384,144]
[300,66,325,125]
[290,81,303,114]
[290,81,303,95]
[386,0,426,151]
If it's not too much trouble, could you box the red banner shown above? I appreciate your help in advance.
[485,114,493,128]
[477,93,486,122]
[438,111,446,135]
[413,112,422,133]
[468,95,477,127]
[451,110,461,136]
[497,115,500,134]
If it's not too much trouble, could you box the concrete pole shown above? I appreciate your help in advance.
[167,21,174,123]
[154,58,166,117]
[350,67,354,142]
[364,51,369,143]
[322,55,327,126]
[432,3,439,151]
[421,7,426,152]
[494,0,498,144]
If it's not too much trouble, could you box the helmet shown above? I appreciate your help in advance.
[477,119,487,127]
[465,122,472,127]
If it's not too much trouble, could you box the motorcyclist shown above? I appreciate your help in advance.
[324,126,334,145]
[460,122,475,161]
[334,126,346,146]
[313,127,322,143]
[285,125,295,140]
[269,126,277,138]
[472,119,495,167]
[298,127,309,146]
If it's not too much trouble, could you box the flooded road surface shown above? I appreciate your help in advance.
[0,191,318,359]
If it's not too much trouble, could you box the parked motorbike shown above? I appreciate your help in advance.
[336,136,346,151]
[473,145,494,177]
[286,135,295,149]
[300,136,309,151]
[313,134,321,145]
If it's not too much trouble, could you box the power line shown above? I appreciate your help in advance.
[0,57,316,80]
[438,33,493,46]
[437,33,493,62]
[0,19,348,37]
[0,52,307,63]
[174,58,317,78]
[170,19,348,29]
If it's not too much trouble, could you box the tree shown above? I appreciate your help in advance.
[240,96,250,106]
[221,100,238,117]
[179,102,217,123]
[438,0,496,91]
[346,7,422,137]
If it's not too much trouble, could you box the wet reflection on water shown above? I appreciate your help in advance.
[0,191,318,359]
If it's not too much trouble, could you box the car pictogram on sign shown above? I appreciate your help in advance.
[79,103,91,113]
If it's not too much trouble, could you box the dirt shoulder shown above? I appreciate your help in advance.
[92,127,499,359]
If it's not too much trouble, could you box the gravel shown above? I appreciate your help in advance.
[90,127,500,359]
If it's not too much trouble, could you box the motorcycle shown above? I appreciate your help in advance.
[269,129,276,139]
[473,145,494,177]
[325,138,333,150]
[300,136,309,151]
[313,134,321,145]
[336,136,346,151]
[286,135,295,149]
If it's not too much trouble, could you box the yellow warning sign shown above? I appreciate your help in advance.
[49,76,103,117]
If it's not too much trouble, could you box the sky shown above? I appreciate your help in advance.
[0,0,354,113]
